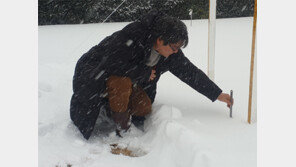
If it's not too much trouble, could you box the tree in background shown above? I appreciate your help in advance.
[38,0,254,25]
[216,0,254,18]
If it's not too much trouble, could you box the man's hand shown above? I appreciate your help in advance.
[149,69,156,81]
[217,93,234,108]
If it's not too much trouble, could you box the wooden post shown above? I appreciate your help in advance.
[248,0,257,124]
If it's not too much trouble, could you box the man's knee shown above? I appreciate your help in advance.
[106,76,132,113]
[130,86,152,117]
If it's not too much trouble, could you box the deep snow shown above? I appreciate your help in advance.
[39,18,256,167]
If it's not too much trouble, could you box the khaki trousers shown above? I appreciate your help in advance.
[106,76,152,129]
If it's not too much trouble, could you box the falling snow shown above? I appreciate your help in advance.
[126,39,133,46]
[95,70,105,80]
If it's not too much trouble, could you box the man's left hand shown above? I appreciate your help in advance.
[217,93,234,108]
[149,69,156,81]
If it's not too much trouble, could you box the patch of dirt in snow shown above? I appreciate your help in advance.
[39,104,211,167]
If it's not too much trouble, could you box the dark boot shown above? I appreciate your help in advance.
[131,115,145,131]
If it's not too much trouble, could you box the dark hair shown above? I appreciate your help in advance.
[152,15,188,48]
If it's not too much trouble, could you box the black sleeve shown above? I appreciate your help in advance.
[168,51,222,102]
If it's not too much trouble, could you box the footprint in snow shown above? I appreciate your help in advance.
[39,82,53,92]
[39,123,55,136]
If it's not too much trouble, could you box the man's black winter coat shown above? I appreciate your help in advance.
[70,10,222,139]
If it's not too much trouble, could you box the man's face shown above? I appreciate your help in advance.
[154,38,183,58]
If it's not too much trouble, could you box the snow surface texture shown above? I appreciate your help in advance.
[39,18,256,167]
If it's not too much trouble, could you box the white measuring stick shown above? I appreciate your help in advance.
[230,90,233,118]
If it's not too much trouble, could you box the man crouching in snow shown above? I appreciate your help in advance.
[70,9,233,140]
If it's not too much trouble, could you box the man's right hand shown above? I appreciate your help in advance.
[217,93,234,108]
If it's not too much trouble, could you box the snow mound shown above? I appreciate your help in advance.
[39,104,210,167]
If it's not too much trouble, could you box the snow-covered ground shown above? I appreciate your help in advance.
[39,17,256,167]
